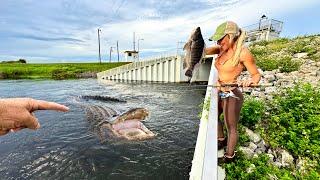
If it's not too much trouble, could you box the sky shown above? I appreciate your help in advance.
[0,0,319,63]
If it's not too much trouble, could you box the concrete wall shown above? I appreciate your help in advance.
[97,55,212,83]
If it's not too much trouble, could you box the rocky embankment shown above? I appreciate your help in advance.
[240,127,318,174]
[238,52,319,173]
[240,54,320,100]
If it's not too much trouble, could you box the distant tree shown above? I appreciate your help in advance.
[18,59,27,63]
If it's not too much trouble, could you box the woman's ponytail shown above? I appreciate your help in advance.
[230,29,246,66]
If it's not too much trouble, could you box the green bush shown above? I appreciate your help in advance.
[272,37,290,44]
[256,56,301,73]
[278,57,302,73]
[251,40,269,47]
[238,125,250,146]
[310,52,320,62]
[223,153,295,180]
[240,97,265,129]
[256,57,279,71]
[224,152,320,179]
[18,59,27,63]
[288,40,310,54]
[51,69,76,80]
[262,83,320,169]
[251,47,268,57]
[249,34,320,72]
[0,69,26,79]
[199,98,211,120]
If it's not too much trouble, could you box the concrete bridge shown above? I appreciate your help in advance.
[97,55,212,82]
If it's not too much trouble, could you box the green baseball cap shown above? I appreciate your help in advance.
[209,21,239,41]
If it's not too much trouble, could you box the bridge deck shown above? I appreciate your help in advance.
[97,55,211,83]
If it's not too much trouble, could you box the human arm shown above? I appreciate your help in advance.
[205,45,220,55]
[0,98,69,136]
[239,48,261,87]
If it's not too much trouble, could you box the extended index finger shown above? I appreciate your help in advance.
[32,100,69,112]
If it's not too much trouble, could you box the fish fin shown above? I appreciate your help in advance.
[183,60,187,69]
[200,43,207,64]
[183,40,192,70]
[183,41,192,51]
[189,63,202,83]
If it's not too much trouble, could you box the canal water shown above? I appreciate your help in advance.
[0,79,206,180]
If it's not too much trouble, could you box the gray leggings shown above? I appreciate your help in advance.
[217,88,244,156]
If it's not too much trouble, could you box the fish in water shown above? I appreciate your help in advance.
[85,105,155,141]
[183,27,205,79]
[80,95,127,103]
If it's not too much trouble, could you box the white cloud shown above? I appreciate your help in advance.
[1,0,319,62]
[71,0,320,61]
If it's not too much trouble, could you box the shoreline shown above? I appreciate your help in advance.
[0,62,130,80]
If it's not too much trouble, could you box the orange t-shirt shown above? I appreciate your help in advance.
[214,47,260,91]
[215,57,244,85]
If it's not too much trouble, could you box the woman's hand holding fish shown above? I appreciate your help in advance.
[0,98,69,136]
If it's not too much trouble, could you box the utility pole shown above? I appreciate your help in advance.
[109,47,115,62]
[116,41,119,62]
[176,41,185,56]
[133,32,136,51]
[97,28,102,64]
[137,38,144,61]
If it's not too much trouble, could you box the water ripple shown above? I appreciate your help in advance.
[0,79,205,179]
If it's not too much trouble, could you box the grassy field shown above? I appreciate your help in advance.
[0,62,129,80]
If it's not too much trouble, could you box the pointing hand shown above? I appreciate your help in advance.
[0,98,69,136]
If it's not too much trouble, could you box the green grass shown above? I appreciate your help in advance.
[223,152,320,180]
[200,83,320,178]
[259,83,320,165]
[234,83,320,178]
[249,34,320,72]
[0,62,129,80]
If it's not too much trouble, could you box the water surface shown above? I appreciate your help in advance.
[0,79,206,179]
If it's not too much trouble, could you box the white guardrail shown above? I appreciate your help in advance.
[189,55,225,180]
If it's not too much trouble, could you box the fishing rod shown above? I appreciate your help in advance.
[141,83,274,88]
[190,83,273,88]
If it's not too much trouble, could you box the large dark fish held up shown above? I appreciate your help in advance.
[183,27,205,80]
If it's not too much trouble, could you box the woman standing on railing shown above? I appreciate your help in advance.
[205,21,261,163]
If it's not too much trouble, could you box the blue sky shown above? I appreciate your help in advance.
[0,0,319,63]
